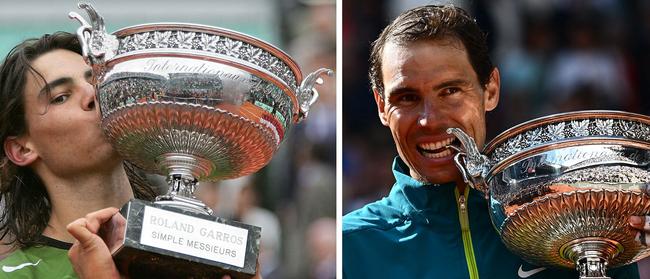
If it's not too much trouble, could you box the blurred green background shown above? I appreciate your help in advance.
[0,0,280,58]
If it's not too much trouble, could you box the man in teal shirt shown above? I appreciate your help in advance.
[343,5,644,278]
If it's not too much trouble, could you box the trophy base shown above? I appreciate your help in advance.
[110,199,260,279]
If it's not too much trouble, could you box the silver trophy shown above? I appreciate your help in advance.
[69,3,332,278]
[448,111,650,279]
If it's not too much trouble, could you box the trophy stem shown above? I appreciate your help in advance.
[576,255,609,279]
[560,238,623,279]
[167,173,198,198]
[155,153,214,215]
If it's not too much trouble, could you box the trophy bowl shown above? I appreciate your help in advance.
[70,3,332,211]
[448,111,650,279]
[71,5,331,184]
[69,3,332,278]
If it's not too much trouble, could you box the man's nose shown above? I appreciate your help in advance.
[418,99,440,127]
[81,82,96,111]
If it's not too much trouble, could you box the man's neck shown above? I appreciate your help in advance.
[456,184,466,194]
[39,164,133,243]
[455,177,467,194]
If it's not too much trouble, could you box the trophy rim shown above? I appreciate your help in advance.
[483,110,650,173]
[111,22,303,82]
[485,110,650,153]
[487,138,650,176]
[104,50,301,122]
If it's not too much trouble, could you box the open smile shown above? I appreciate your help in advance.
[416,137,460,159]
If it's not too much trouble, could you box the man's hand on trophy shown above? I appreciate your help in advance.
[67,207,262,279]
[629,215,650,246]
[630,184,650,246]
[67,207,124,279]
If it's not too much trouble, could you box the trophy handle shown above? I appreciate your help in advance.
[68,2,118,85]
[296,68,333,122]
[446,128,490,195]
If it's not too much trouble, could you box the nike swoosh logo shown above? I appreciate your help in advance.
[518,265,546,278]
[2,259,42,272]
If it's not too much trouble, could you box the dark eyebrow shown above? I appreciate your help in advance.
[432,79,471,91]
[386,86,417,98]
[38,69,93,97]
[84,69,93,79]
[38,77,72,97]
[386,79,472,97]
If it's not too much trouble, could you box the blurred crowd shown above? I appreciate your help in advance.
[343,0,650,213]
[193,0,337,278]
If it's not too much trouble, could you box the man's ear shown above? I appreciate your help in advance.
[4,136,38,167]
[484,68,500,112]
[373,88,389,126]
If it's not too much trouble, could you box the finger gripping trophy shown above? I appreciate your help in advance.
[448,111,650,279]
[69,3,332,278]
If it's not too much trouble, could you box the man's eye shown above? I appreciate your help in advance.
[50,94,70,105]
[442,87,461,96]
[396,94,419,103]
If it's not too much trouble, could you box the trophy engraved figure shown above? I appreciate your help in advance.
[68,2,332,278]
[448,110,650,279]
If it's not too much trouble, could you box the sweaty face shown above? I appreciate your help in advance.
[21,49,118,178]
[376,39,499,185]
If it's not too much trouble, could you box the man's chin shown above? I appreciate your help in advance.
[414,165,463,186]
[97,144,122,162]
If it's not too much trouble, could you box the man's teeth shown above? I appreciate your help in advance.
[418,138,454,159]
[422,149,452,158]
[418,138,453,151]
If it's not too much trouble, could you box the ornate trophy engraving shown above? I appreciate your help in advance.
[69,3,332,278]
[447,111,650,279]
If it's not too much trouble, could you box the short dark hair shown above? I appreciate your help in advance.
[369,5,493,97]
[0,32,156,248]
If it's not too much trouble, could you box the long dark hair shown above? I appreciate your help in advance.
[0,32,156,248]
